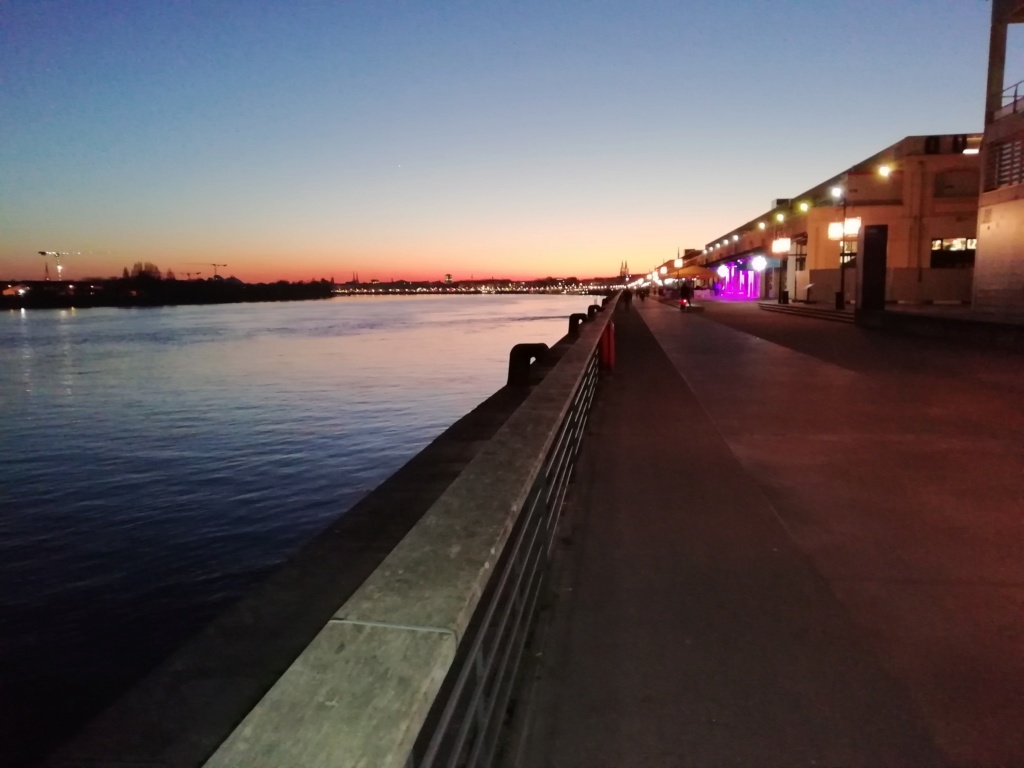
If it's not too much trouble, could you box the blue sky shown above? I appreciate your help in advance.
[0,1,1002,281]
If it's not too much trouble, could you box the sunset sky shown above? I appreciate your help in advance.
[0,1,1009,283]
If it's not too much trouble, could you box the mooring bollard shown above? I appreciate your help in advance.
[507,342,549,386]
[568,313,588,337]
[587,305,599,320]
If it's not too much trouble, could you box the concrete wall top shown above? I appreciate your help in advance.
[201,299,618,768]
[993,0,1024,24]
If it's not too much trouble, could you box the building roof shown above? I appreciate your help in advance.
[700,133,982,257]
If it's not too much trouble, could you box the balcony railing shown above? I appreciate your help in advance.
[994,78,1024,120]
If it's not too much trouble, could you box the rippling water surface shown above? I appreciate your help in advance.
[0,293,596,764]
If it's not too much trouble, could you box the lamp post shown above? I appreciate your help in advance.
[832,186,847,309]
[769,212,790,303]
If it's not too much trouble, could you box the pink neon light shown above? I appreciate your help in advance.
[717,264,762,300]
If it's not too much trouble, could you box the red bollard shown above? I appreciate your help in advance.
[599,322,616,370]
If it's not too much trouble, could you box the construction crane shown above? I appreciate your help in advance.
[38,251,74,280]
[186,263,227,278]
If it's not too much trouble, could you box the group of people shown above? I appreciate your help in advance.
[620,287,649,310]
[621,282,703,311]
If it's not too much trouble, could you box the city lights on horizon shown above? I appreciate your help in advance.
[0,252,688,284]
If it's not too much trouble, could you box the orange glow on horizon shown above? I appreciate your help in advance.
[1,206,769,283]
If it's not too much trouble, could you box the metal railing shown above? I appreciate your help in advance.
[409,344,601,768]
[201,294,619,768]
[995,78,1024,119]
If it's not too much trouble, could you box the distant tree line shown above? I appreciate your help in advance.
[2,270,335,310]
[122,262,168,280]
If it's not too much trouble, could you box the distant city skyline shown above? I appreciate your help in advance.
[1,1,1013,283]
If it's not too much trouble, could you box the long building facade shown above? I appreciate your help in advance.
[693,134,982,307]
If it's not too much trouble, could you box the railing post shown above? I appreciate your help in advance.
[587,305,599,320]
[507,343,548,387]
[568,313,588,338]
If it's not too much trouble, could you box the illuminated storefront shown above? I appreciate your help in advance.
[714,255,772,299]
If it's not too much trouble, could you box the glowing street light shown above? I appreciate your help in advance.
[878,164,892,178]
[751,255,768,272]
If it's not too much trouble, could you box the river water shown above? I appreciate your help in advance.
[0,293,596,765]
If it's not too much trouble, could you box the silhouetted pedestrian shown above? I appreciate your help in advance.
[679,280,693,309]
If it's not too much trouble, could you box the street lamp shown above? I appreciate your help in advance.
[771,213,788,303]
[832,186,847,309]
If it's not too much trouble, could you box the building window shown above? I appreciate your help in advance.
[840,240,857,268]
[930,238,976,268]
[934,169,980,198]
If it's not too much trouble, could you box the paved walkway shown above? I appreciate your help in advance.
[508,300,1024,767]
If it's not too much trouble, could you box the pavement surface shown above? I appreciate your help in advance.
[507,300,1024,768]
